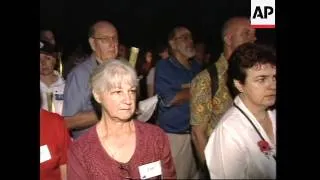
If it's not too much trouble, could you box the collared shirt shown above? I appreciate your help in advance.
[40,71,65,115]
[204,96,276,179]
[63,54,99,138]
[190,53,233,137]
[155,57,201,133]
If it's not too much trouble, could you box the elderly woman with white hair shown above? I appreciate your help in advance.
[67,59,176,179]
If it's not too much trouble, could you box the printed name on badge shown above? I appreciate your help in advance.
[138,160,162,179]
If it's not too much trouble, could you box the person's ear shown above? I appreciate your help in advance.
[92,90,101,104]
[224,33,232,46]
[89,37,96,52]
[169,39,176,51]
[234,80,244,93]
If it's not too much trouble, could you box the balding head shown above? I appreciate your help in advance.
[221,17,249,41]
[221,16,257,52]
[88,20,119,61]
[88,20,117,38]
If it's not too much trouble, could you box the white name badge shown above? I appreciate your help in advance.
[138,160,162,179]
[40,145,51,163]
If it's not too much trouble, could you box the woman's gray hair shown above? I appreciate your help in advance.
[90,59,138,94]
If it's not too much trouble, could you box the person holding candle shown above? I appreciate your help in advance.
[62,20,120,139]
[40,40,65,115]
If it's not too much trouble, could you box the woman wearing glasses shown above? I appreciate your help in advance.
[204,43,276,179]
[67,59,176,179]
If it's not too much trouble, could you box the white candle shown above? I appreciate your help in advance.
[58,52,63,75]
[129,47,139,68]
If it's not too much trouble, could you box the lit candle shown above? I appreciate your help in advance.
[46,92,53,112]
[129,47,139,68]
[58,52,63,75]
[51,97,55,113]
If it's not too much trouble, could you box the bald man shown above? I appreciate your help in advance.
[190,16,257,176]
[63,20,119,138]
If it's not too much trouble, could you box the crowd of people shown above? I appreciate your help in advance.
[40,15,276,180]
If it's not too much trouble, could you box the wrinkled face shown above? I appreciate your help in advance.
[236,63,276,109]
[42,31,56,45]
[145,51,152,63]
[89,23,119,61]
[227,19,257,51]
[170,27,195,58]
[40,53,56,76]
[95,83,137,121]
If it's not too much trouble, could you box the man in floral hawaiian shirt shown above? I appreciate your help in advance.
[190,16,257,176]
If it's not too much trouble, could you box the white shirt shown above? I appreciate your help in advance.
[204,96,276,179]
[40,71,65,115]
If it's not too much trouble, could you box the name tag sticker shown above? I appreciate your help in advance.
[55,94,64,100]
[40,145,51,163]
[138,160,162,179]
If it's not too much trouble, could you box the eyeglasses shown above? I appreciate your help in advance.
[92,35,118,44]
[119,163,133,179]
[174,34,193,41]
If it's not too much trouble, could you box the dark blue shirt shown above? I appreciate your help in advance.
[155,57,201,133]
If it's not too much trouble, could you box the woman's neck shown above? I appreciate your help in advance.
[98,115,135,138]
[239,94,268,122]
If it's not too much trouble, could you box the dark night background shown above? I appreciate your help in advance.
[38,2,299,177]
[40,0,276,58]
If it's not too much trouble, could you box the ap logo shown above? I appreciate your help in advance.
[251,0,275,28]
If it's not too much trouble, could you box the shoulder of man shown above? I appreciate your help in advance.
[156,58,171,67]
[192,67,210,84]
[69,56,96,76]
[155,58,173,75]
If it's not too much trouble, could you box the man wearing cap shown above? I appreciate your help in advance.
[40,41,65,116]
[62,20,119,139]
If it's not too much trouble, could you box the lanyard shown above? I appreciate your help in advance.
[233,103,276,161]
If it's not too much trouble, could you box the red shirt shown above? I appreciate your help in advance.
[40,109,71,180]
[67,120,176,179]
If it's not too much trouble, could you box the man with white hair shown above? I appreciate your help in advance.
[155,26,202,179]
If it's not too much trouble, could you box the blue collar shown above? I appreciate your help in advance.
[168,56,194,70]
